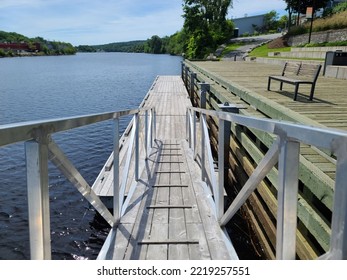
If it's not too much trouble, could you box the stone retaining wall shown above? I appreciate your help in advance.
[288,28,347,46]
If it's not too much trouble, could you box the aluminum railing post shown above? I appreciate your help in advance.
[153,109,157,141]
[218,118,231,221]
[328,138,347,259]
[135,113,139,181]
[186,109,191,147]
[201,114,206,182]
[145,110,148,159]
[193,110,197,159]
[25,138,51,260]
[113,118,120,221]
[150,108,153,148]
[276,138,300,260]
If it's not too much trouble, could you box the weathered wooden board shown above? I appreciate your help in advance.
[97,76,236,260]
[184,60,341,259]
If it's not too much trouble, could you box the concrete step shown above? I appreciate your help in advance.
[269,46,347,60]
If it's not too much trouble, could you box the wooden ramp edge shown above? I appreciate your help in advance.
[95,76,238,260]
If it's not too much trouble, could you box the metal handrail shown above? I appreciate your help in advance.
[186,106,347,260]
[0,107,156,260]
[0,108,145,147]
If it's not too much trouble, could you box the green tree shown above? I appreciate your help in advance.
[284,0,329,29]
[165,31,186,55]
[334,1,347,13]
[278,15,289,30]
[182,0,233,59]
[145,35,163,54]
[263,10,279,31]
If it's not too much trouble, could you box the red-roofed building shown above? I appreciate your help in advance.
[0,42,41,53]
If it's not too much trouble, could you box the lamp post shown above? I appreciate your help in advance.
[307,1,316,44]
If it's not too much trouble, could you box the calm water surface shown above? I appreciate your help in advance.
[0,53,182,259]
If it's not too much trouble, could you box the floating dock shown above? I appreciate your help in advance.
[93,76,237,260]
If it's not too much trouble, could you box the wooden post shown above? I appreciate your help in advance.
[190,72,197,103]
[199,83,210,109]
[185,66,190,88]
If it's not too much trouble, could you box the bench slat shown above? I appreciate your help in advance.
[268,62,322,101]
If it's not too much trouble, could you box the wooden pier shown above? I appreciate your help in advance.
[2,61,346,261]
[93,76,237,260]
[182,60,347,259]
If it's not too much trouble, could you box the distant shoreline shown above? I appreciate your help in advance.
[0,52,76,58]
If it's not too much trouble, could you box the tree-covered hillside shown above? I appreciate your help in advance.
[0,30,76,57]
[77,40,146,53]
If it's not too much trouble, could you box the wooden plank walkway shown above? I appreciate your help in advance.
[183,60,345,259]
[190,61,347,130]
[94,76,237,260]
[187,60,340,184]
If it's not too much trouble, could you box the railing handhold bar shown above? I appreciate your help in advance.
[187,107,347,150]
[48,140,116,227]
[0,107,151,148]
[220,137,281,227]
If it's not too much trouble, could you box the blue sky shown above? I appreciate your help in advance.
[0,0,287,46]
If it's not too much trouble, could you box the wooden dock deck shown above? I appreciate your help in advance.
[2,62,347,261]
[189,60,347,130]
[94,76,237,260]
[182,60,347,259]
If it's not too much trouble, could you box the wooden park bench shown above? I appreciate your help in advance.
[267,62,322,101]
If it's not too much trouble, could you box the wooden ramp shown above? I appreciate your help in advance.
[95,76,237,260]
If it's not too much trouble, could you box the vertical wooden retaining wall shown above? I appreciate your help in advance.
[182,60,334,260]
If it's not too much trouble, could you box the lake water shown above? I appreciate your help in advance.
[0,53,182,260]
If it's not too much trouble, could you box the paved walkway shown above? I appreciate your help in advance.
[222,33,283,61]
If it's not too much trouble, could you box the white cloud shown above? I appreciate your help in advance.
[0,0,183,45]
[230,0,287,18]
[0,0,287,45]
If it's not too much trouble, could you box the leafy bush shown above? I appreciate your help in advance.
[288,25,309,36]
[296,41,347,47]
[333,1,347,13]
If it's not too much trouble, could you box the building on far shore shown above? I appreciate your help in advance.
[0,42,41,54]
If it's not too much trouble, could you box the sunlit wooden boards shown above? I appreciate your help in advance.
[96,76,237,260]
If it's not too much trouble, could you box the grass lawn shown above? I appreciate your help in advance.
[220,43,245,57]
[249,44,291,57]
